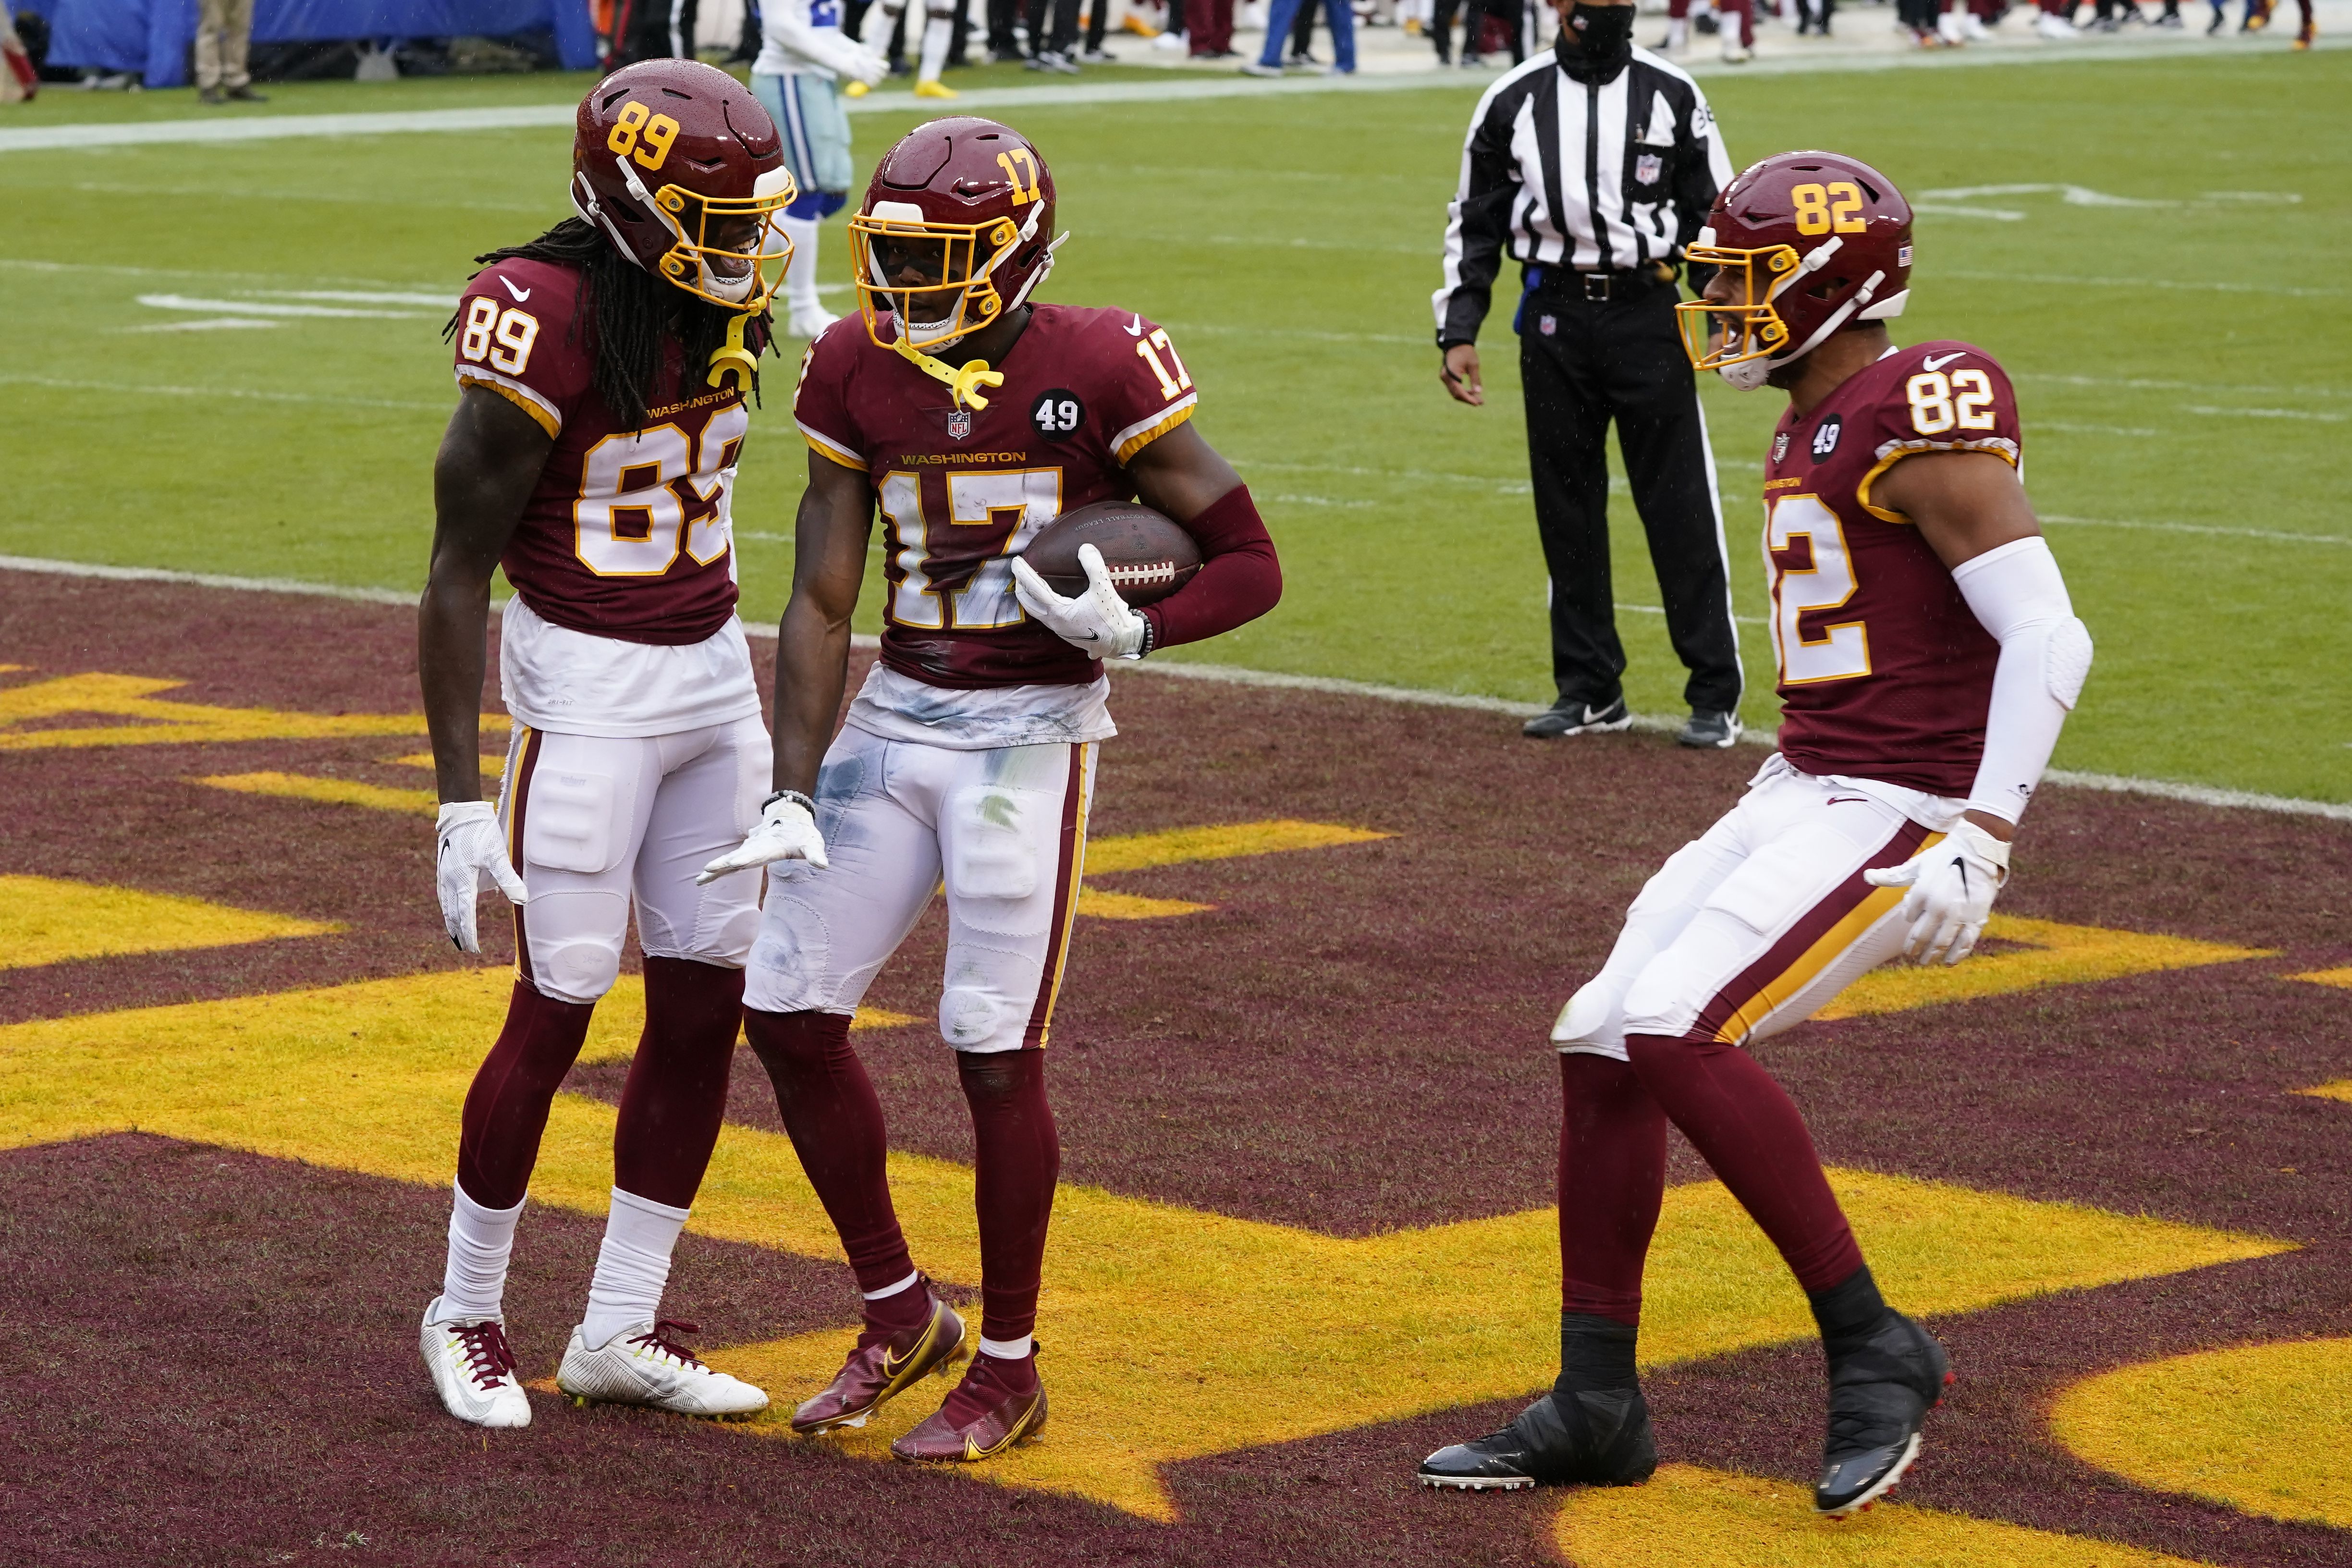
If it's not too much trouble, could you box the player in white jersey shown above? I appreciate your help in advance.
[752,0,885,341]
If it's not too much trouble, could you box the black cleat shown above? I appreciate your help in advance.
[1676,709,1741,749]
[1814,1310,1953,1518]
[1419,1387,1657,1492]
[1523,697,1633,740]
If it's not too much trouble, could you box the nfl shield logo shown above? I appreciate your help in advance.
[1635,154,1662,184]
[1539,315,1557,336]
[1773,433,1790,464]
[947,408,972,441]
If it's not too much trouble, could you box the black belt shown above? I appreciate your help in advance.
[1529,263,1677,302]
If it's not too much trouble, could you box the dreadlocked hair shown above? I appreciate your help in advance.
[446,217,768,427]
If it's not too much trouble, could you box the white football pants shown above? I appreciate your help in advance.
[1554,756,1962,1057]
[742,725,1096,1054]
[496,716,772,1004]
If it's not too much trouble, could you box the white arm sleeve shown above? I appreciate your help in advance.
[1951,536,2093,824]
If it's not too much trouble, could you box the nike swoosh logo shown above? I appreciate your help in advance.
[1921,351,1963,371]
[1124,312,1143,336]
[500,277,532,303]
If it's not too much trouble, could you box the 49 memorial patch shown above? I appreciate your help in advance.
[1,570,2347,1568]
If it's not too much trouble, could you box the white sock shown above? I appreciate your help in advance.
[918,13,953,81]
[435,1181,524,1323]
[780,215,823,318]
[978,1333,1033,1360]
[579,1187,691,1351]
[862,1269,921,1301]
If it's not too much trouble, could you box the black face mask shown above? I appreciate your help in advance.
[1558,1,1634,76]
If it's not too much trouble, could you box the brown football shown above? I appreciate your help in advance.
[1021,501,1202,606]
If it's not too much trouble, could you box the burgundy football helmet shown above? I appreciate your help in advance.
[570,59,796,312]
[848,118,1061,371]
[1679,150,1913,390]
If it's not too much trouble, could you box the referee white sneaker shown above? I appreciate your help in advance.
[420,1298,532,1429]
[556,1319,770,1419]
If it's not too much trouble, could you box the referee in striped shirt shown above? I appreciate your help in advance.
[1434,0,1743,748]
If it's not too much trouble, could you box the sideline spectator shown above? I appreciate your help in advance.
[1078,0,1115,58]
[195,0,265,102]
[1027,0,1081,67]
[1430,0,1486,62]
[1189,0,1237,55]
[1247,0,1351,70]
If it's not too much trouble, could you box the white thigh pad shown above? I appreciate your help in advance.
[1702,825,1855,934]
[524,768,629,875]
[945,784,1053,931]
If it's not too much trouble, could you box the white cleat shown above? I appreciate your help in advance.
[2034,10,2077,35]
[556,1319,770,1419]
[420,1298,532,1429]
[787,304,838,340]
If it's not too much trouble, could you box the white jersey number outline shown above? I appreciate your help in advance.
[1766,493,1871,686]
[574,411,746,577]
[878,468,1065,630]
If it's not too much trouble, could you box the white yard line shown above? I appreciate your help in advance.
[0,373,445,411]
[2040,514,2352,547]
[3,35,2327,156]
[2,552,2340,822]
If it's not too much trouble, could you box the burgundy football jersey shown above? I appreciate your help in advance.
[793,304,1202,688]
[1762,340,2021,797]
[452,257,749,647]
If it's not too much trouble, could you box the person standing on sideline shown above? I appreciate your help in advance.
[1433,0,1742,748]
[752,0,887,340]
[1245,0,1353,71]
[194,0,264,103]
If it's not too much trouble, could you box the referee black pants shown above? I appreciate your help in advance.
[1518,277,1742,716]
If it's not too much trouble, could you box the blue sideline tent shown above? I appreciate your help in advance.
[16,0,597,88]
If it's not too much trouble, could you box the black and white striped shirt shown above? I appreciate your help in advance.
[1433,41,1734,347]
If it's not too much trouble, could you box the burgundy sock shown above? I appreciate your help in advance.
[456,978,599,1210]
[743,1008,916,1297]
[611,956,744,1209]
[1624,1033,1864,1292]
[943,1344,1040,1420]
[1558,1052,1668,1325]
[958,1049,1059,1345]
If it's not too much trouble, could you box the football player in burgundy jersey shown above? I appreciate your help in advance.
[699,117,1282,1462]
[1421,152,2093,1515]
[414,59,801,1430]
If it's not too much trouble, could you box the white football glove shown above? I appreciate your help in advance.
[1862,818,2012,967]
[697,790,830,885]
[817,33,888,84]
[1010,543,1149,660]
[436,800,528,956]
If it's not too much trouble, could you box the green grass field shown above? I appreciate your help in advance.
[5,51,2348,799]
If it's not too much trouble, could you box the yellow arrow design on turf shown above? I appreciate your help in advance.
[1817,914,2272,1019]
[0,972,2288,1520]
[0,875,341,969]
[0,671,507,751]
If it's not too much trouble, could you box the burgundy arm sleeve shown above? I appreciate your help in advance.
[1141,483,1283,651]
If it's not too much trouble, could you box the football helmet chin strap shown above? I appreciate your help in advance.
[1716,236,1911,392]
[889,223,1068,411]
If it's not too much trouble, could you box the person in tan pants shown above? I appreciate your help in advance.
[195,0,266,103]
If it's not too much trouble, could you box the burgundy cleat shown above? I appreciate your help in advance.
[790,1279,968,1436]
[890,1348,1048,1463]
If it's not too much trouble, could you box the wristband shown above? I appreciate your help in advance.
[761,789,817,816]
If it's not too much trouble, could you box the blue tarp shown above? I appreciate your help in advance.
[27,0,597,87]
